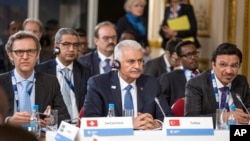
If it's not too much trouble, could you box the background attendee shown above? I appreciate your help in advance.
[84,40,173,130]
[75,28,91,58]
[1,31,69,127]
[23,18,55,63]
[119,30,136,42]
[78,21,117,76]
[117,0,151,63]
[185,43,250,128]
[159,0,200,49]
[160,40,199,107]
[143,37,182,79]
[36,28,91,123]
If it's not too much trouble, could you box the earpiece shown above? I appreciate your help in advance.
[53,47,60,55]
[112,60,121,69]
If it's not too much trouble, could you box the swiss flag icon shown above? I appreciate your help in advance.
[169,119,180,126]
[86,120,98,127]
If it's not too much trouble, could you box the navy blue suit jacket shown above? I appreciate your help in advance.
[35,59,91,112]
[77,51,100,76]
[84,71,173,121]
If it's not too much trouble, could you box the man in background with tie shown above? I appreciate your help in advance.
[185,43,250,128]
[0,31,69,127]
[78,21,117,76]
[36,28,91,123]
[84,40,173,130]
[160,40,200,107]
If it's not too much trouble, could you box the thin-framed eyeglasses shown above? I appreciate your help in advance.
[101,36,117,42]
[216,62,240,69]
[11,49,38,57]
[59,42,79,48]
[181,51,199,58]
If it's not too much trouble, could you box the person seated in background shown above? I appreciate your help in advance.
[143,37,182,79]
[75,28,92,58]
[0,31,70,128]
[160,40,200,107]
[78,21,117,76]
[185,43,250,128]
[119,30,136,42]
[84,40,173,130]
[36,28,91,123]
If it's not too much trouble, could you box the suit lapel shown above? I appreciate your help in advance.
[136,76,145,112]
[110,71,122,116]
[73,62,80,107]
[93,51,100,75]
[34,72,46,110]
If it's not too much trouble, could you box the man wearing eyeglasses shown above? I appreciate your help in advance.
[185,43,250,128]
[160,40,200,108]
[78,21,117,76]
[0,31,70,127]
[35,28,91,123]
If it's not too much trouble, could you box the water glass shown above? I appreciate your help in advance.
[123,109,134,117]
[46,109,58,131]
[216,108,227,130]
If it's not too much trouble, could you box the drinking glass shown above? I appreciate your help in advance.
[216,108,227,130]
[46,109,58,131]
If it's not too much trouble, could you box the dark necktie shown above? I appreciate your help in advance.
[191,70,199,78]
[19,80,32,113]
[103,59,111,73]
[220,87,229,109]
[124,85,133,110]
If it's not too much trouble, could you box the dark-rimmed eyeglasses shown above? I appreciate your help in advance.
[11,49,38,57]
[181,51,199,58]
[59,42,79,48]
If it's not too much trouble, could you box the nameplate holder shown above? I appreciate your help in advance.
[81,117,134,137]
[55,121,79,141]
[164,117,214,136]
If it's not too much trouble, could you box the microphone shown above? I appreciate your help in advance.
[154,97,166,117]
[235,93,250,115]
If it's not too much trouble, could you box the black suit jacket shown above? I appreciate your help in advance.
[35,59,91,112]
[160,69,187,106]
[0,71,70,123]
[84,71,173,121]
[77,51,100,76]
[159,4,200,48]
[185,69,250,128]
[143,55,170,79]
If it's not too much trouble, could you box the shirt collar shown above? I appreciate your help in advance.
[56,57,73,71]
[97,51,113,62]
[118,72,136,90]
[14,69,35,83]
[214,72,231,88]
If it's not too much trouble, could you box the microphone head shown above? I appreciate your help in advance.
[235,93,242,102]
[154,97,159,103]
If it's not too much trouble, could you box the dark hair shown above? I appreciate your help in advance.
[211,42,242,63]
[45,19,59,31]
[75,28,87,37]
[165,37,182,55]
[175,40,196,57]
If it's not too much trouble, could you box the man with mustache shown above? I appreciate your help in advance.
[78,21,117,76]
[160,40,200,108]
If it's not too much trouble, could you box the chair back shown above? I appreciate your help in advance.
[171,97,185,116]
[76,106,84,127]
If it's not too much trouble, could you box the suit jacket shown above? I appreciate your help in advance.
[143,55,169,79]
[0,71,70,123]
[160,70,187,106]
[35,59,91,112]
[116,15,149,47]
[185,69,250,128]
[159,4,200,49]
[84,71,173,121]
[77,51,100,76]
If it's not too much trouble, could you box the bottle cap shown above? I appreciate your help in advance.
[109,103,114,109]
[33,105,39,110]
[230,104,236,111]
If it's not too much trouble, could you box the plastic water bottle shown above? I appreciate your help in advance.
[227,104,236,130]
[28,105,40,139]
[107,103,115,117]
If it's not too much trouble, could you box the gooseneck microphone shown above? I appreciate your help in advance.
[154,97,166,117]
[236,93,250,115]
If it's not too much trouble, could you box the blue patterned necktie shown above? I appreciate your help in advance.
[124,85,133,110]
[220,87,229,109]
[62,68,73,117]
[19,80,32,113]
[103,59,111,73]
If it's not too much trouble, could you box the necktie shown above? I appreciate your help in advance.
[220,87,229,109]
[62,68,73,117]
[19,80,32,113]
[124,85,133,110]
[191,70,199,78]
[103,59,111,73]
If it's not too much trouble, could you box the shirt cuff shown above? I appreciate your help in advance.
[154,119,163,130]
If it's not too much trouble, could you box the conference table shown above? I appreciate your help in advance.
[46,129,229,141]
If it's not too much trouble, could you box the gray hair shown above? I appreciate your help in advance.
[54,28,79,44]
[114,40,143,60]
[5,30,41,52]
[124,0,146,12]
[23,18,43,32]
[94,21,116,38]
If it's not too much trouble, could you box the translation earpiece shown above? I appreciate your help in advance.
[53,47,60,55]
[112,60,121,69]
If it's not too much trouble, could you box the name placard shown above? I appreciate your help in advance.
[55,121,79,141]
[164,117,214,136]
[81,117,134,137]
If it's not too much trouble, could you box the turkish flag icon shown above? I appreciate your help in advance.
[86,120,98,127]
[169,119,180,126]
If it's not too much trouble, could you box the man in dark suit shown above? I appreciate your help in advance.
[36,28,91,123]
[0,31,69,127]
[160,40,200,107]
[143,37,182,79]
[84,40,173,130]
[185,43,250,128]
[78,21,117,76]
